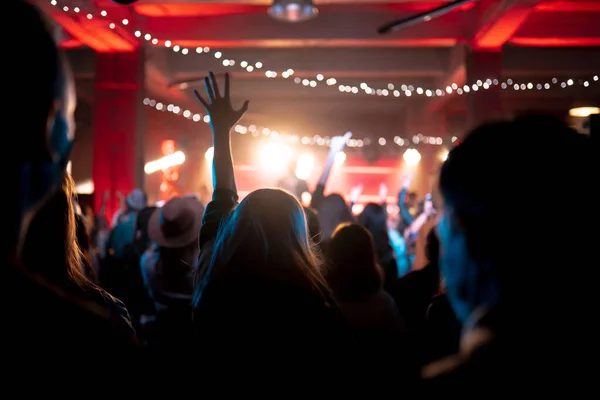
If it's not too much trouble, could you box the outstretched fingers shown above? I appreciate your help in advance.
[236,100,250,120]
[193,89,209,110]
[208,72,221,99]
[224,73,230,99]
[204,77,215,103]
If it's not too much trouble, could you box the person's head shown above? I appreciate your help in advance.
[316,193,353,242]
[126,189,147,212]
[326,223,383,302]
[148,197,204,249]
[22,173,88,288]
[358,203,393,257]
[194,188,327,305]
[7,2,76,257]
[437,114,593,324]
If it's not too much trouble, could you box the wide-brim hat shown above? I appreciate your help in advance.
[148,197,204,248]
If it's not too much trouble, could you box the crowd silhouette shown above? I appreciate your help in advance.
[5,1,596,392]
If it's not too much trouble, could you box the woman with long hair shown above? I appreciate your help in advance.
[191,73,355,367]
[22,173,135,335]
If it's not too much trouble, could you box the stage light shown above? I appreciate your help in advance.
[144,151,186,174]
[439,148,449,162]
[295,153,315,179]
[74,179,94,195]
[403,149,421,166]
[335,151,346,165]
[300,192,312,207]
[259,142,291,174]
[569,106,599,118]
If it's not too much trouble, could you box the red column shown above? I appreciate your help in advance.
[466,50,503,129]
[92,50,145,221]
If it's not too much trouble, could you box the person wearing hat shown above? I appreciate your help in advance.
[140,196,205,347]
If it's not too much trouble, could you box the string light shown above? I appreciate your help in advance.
[143,97,449,148]
[49,1,599,100]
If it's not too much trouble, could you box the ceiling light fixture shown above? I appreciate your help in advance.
[268,0,318,23]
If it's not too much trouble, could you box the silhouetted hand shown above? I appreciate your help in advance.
[350,184,363,203]
[194,72,249,135]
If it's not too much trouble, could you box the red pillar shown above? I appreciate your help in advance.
[466,50,503,129]
[92,50,145,221]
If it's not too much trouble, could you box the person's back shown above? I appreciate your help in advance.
[424,114,595,387]
[5,2,141,381]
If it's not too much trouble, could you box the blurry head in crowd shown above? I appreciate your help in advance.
[316,193,353,244]
[437,114,593,324]
[327,223,383,303]
[6,1,75,257]
[358,203,393,257]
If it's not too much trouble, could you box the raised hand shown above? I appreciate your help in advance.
[194,72,249,135]
[350,184,363,203]
[379,183,388,203]
[329,131,352,155]
[402,172,413,189]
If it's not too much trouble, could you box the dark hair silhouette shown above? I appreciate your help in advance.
[316,193,353,243]
[23,174,90,289]
[358,203,394,261]
[439,114,593,314]
[304,207,323,245]
[327,223,383,303]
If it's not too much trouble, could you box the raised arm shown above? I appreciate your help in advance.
[398,173,415,226]
[194,72,249,249]
[311,132,351,209]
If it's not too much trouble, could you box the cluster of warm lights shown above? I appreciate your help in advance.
[143,97,454,148]
[49,1,599,100]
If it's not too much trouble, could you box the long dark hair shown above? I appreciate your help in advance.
[23,173,90,289]
[194,188,332,307]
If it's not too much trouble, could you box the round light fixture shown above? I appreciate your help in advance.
[268,0,318,23]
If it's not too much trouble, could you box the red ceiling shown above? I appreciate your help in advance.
[49,1,600,51]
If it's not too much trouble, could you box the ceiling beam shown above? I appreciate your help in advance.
[141,8,466,48]
[427,45,468,112]
[36,0,137,52]
[472,0,539,50]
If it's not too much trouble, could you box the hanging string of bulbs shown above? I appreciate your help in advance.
[49,0,599,99]
[143,97,456,149]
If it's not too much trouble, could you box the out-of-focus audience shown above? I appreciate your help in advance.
[5,0,595,390]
